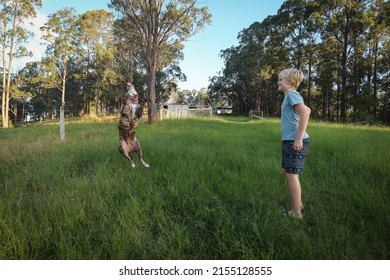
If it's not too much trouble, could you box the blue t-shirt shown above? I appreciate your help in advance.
[281,91,309,141]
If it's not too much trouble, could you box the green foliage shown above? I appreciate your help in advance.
[0,118,389,259]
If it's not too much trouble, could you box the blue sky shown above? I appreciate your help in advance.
[28,0,285,90]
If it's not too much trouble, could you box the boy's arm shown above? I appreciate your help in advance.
[293,103,311,150]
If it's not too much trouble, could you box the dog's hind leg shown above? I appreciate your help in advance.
[140,157,149,168]
[127,155,136,168]
[134,138,150,168]
[118,141,136,168]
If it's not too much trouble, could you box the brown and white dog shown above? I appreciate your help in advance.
[118,98,149,168]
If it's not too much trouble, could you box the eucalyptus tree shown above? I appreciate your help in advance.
[77,9,115,116]
[208,47,239,113]
[109,0,211,123]
[155,64,186,107]
[207,74,232,108]
[9,68,34,123]
[112,13,141,85]
[0,0,42,128]
[235,21,277,115]
[153,38,187,107]
[40,7,78,140]
[17,61,47,120]
[363,0,389,122]
[212,16,286,116]
[274,0,323,109]
[218,45,254,114]
[315,0,369,122]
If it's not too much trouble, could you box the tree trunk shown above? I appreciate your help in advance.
[96,91,99,116]
[12,105,17,125]
[60,63,67,141]
[146,10,158,124]
[22,103,25,123]
[5,3,19,129]
[60,106,65,141]
[5,64,12,129]
[147,65,158,124]
[2,17,7,128]
[339,7,351,123]
[372,32,378,118]
[307,52,313,107]
[340,55,348,122]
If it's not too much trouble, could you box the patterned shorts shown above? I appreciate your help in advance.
[282,139,310,174]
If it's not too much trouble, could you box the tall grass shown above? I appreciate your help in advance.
[0,117,389,259]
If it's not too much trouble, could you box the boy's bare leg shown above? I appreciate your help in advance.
[284,171,302,213]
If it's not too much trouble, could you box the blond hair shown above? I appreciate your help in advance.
[279,68,304,89]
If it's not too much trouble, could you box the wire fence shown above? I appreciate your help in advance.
[159,107,213,120]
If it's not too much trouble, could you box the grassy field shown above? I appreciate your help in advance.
[0,117,389,260]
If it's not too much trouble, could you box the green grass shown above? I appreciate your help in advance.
[0,117,389,259]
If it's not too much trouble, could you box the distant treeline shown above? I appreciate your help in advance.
[209,0,389,124]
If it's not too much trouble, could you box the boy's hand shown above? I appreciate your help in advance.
[293,139,303,151]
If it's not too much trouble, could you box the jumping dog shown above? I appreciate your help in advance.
[118,98,149,168]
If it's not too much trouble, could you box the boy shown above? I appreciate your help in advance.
[278,68,311,219]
